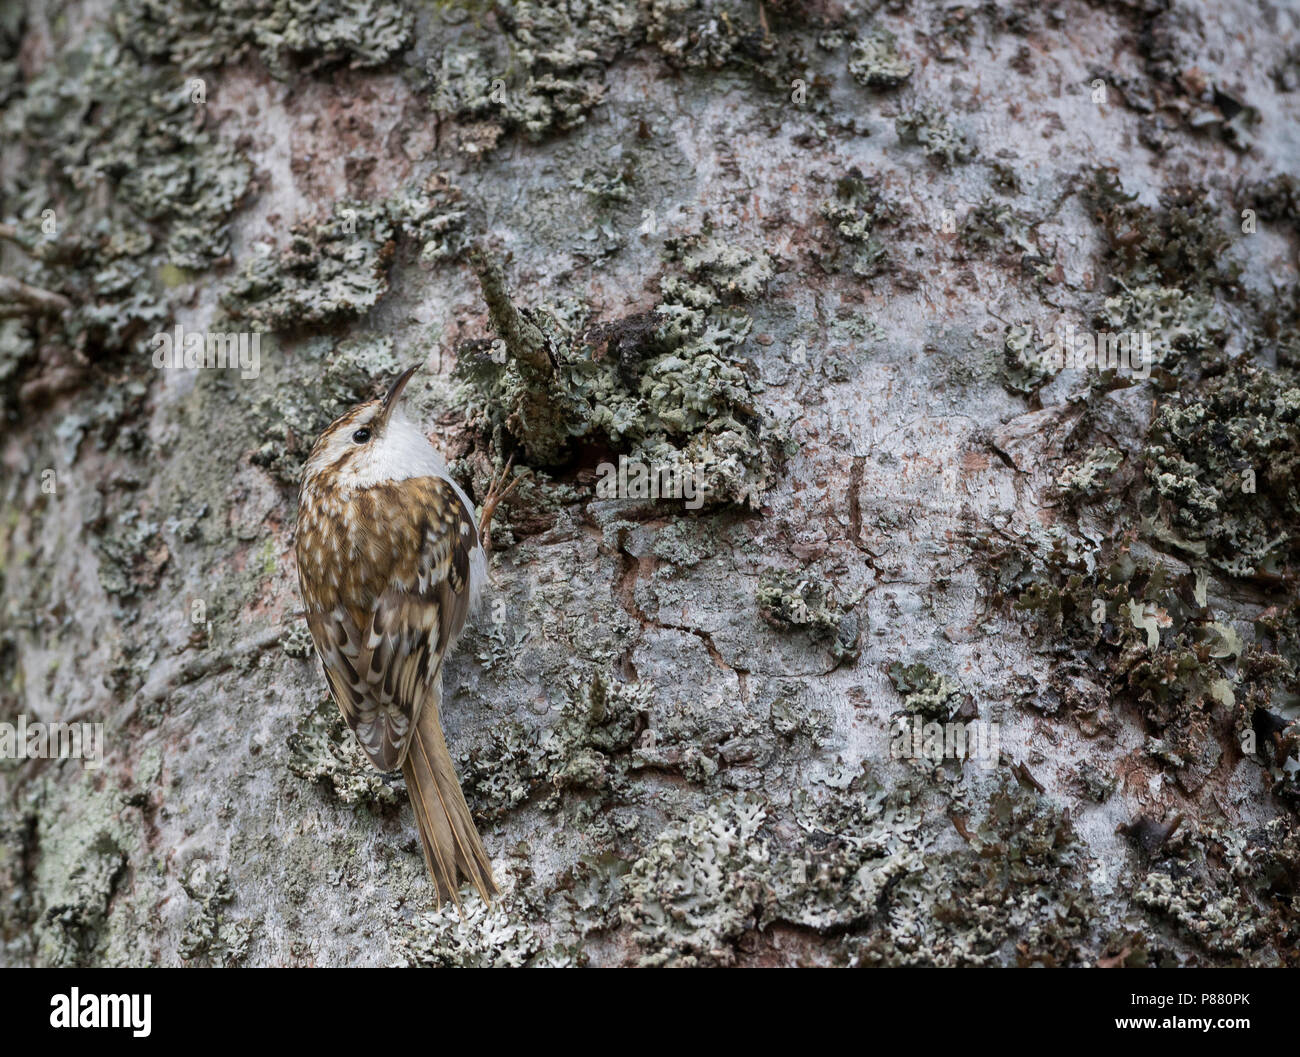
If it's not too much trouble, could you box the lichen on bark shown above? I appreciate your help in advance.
[2,0,1300,968]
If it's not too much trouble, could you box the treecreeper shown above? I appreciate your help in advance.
[295,364,522,906]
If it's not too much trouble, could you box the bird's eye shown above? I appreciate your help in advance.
[352,428,371,444]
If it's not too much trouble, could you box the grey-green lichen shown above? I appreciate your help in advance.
[757,570,861,667]
[1055,446,1124,498]
[1141,363,1300,577]
[221,176,468,331]
[1084,170,1238,296]
[425,0,828,153]
[91,510,170,599]
[1099,285,1225,366]
[279,622,314,659]
[29,780,131,967]
[960,197,1038,269]
[177,863,253,965]
[395,899,550,967]
[650,518,718,568]
[991,527,1285,794]
[895,104,974,167]
[544,672,653,801]
[426,1,637,148]
[631,682,775,785]
[818,169,893,277]
[847,28,913,89]
[119,0,413,78]
[2,0,1297,973]
[981,152,1300,815]
[0,30,250,398]
[456,671,652,819]
[454,233,787,508]
[1131,816,1299,962]
[287,694,403,807]
[1002,323,1055,395]
[620,777,1101,968]
[621,794,770,966]
[1071,170,1239,385]
[887,661,963,720]
[849,783,1097,967]
[6,35,252,272]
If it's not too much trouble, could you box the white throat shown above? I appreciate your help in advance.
[353,410,447,488]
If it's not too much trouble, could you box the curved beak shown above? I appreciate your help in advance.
[377,363,419,428]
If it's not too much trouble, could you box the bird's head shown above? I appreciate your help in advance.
[300,364,445,495]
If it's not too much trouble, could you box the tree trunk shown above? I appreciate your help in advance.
[2,0,1299,967]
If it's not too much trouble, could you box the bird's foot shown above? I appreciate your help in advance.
[478,454,529,552]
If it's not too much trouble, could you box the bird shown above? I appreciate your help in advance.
[294,363,521,907]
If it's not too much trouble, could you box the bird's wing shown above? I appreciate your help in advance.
[304,476,478,771]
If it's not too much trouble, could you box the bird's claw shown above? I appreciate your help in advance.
[478,454,529,552]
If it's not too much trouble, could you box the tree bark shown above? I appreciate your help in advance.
[1,0,1299,967]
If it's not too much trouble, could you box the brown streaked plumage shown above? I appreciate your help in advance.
[295,366,498,907]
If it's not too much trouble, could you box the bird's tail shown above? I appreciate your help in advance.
[401,691,497,908]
